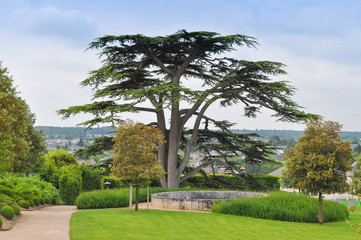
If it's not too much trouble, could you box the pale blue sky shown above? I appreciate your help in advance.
[1,0,361,130]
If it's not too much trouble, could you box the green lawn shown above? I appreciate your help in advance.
[70,208,361,240]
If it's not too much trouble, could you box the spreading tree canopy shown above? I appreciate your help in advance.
[284,120,352,224]
[59,30,317,188]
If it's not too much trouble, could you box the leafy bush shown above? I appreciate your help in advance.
[76,187,169,209]
[0,217,2,228]
[33,198,40,206]
[59,164,82,205]
[212,191,349,223]
[10,204,20,215]
[28,199,34,207]
[39,197,45,205]
[18,200,30,209]
[0,202,8,209]
[181,174,280,191]
[81,165,104,191]
[0,206,15,220]
[44,197,51,204]
[0,174,60,205]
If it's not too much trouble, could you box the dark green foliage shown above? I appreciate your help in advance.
[0,206,15,220]
[212,192,348,223]
[10,204,20,215]
[44,197,51,204]
[81,165,104,191]
[33,198,40,206]
[0,217,2,228]
[39,197,45,205]
[59,165,82,205]
[18,200,30,209]
[181,174,280,191]
[101,174,279,191]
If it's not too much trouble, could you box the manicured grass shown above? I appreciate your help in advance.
[70,208,361,240]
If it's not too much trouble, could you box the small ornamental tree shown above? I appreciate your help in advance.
[284,120,352,224]
[112,119,165,211]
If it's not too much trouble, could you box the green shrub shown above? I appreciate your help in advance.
[18,200,30,209]
[39,197,45,205]
[0,217,2,228]
[212,191,348,223]
[28,199,34,207]
[0,206,15,220]
[44,197,51,204]
[0,186,15,196]
[81,165,104,191]
[10,204,20,215]
[181,174,280,191]
[0,202,8,209]
[5,200,16,206]
[33,198,40,206]
[59,164,82,205]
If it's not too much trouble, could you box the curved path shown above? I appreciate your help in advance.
[1,205,77,240]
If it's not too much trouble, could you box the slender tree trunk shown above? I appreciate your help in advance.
[135,186,139,211]
[318,192,323,225]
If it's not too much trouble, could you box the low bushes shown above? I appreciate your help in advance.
[76,187,167,209]
[18,200,30,209]
[0,174,60,205]
[0,217,2,228]
[10,204,20,215]
[212,191,349,223]
[0,206,15,220]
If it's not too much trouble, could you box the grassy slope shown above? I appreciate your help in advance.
[70,208,361,240]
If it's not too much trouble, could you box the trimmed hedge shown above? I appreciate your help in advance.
[102,174,280,191]
[0,206,15,220]
[212,191,349,223]
[76,187,167,209]
[10,204,20,215]
[18,200,30,209]
[0,217,2,228]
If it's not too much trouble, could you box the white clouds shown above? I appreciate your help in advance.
[0,0,361,131]
[8,5,98,44]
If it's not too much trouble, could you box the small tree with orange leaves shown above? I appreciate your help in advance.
[112,119,165,211]
[285,120,352,224]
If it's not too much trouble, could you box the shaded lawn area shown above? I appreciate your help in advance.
[70,208,361,240]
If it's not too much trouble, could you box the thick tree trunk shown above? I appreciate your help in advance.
[318,192,323,225]
[167,81,181,189]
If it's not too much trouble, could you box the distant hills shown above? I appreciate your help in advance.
[35,126,361,142]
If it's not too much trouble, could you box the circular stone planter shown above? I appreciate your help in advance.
[151,191,268,211]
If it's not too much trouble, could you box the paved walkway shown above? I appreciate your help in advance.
[0,205,77,240]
